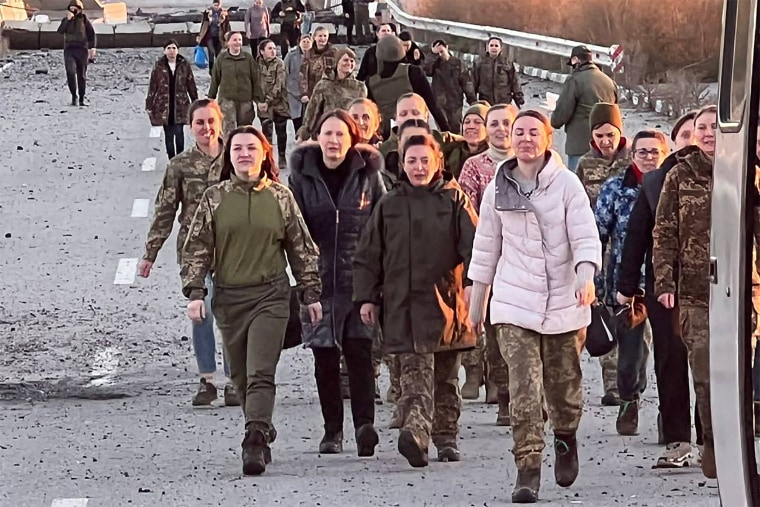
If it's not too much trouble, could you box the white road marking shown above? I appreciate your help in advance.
[51,499,89,507]
[131,198,150,218]
[149,126,162,138]
[87,346,121,387]
[113,258,138,285]
[141,157,156,172]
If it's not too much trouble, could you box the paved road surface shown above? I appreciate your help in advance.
[0,46,718,506]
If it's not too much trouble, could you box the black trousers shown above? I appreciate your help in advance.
[646,294,702,444]
[279,26,300,57]
[292,116,303,134]
[206,38,223,74]
[313,336,375,435]
[261,115,288,156]
[64,46,88,99]
[249,37,268,55]
[163,124,185,159]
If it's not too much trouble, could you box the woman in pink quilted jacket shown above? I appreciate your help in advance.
[467,109,601,504]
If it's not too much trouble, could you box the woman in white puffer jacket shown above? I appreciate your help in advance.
[467,109,601,504]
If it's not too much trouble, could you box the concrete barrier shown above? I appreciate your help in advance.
[93,21,114,48]
[39,19,63,49]
[114,21,152,48]
[153,22,194,48]
[0,19,38,49]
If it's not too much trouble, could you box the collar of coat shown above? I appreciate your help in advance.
[587,136,629,161]
[229,171,272,191]
[396,169,456,194]
[289,142,374,179]
[493,150,566,211]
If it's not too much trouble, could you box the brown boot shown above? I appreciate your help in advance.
[241,427,270,476]
[511,468,540,503]
[616,399,639,436]
[485,377,498,404]
[554,432,579,487]
[496,393,511,426]
[461,365,483,400]
[701,438,717,479]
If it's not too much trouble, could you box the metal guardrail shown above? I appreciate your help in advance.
[384,0,619,69]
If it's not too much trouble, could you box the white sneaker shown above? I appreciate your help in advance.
[653,442,697,468]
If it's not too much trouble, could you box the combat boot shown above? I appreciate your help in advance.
[319,431,343,454]
[241,427,270,476]
[496,392,511,426]
[554,432,579,487]
[435,440,460,462]
[461,365,483,400]
[355,424,379,457]
[511,468,540,503]
[616,399,639,436]
[398,430,428,467]
[224,384,241,407]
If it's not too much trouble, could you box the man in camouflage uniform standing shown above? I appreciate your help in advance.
[576,102,629,407]
[425,39,477,135]
[138,98,238,407]
[474,37,524,109]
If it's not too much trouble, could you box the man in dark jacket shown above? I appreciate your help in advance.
[367,35,450,140]
[57,0,95,106]
[474,37,523,109]
[356,22,396,83]
[272,0,305,56]
[617,134,703,468]
[551,45,618,172]
[425,40,476,135]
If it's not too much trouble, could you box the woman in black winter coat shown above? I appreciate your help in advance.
[288,110,387,457]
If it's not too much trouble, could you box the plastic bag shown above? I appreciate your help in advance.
[194,45,208,69]
[585,301,616,357]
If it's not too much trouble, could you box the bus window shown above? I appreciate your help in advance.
[719,0,751,127]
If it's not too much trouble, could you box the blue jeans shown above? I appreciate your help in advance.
[193,274,229,377]
[566,154,581,173]
[301,11,314,35]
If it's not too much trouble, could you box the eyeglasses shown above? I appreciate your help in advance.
[634,148,662,158]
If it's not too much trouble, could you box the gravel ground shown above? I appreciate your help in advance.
[0,47,718,507]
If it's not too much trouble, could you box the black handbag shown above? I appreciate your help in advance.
[282,288,303,350]
[585,301,617,357]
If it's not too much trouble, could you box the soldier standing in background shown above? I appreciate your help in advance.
[138,99,239,407]
[550,45,618,172]
[353,0,373,44]
[425,39,476,135]
[474,38,524,110]
[57,0,96,106]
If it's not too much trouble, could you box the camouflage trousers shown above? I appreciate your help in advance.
[397,350,462,448]
[218,98,256,138]
[495,324,584,470]
[462,317,510,395]
[679,305,712,442]
[599,346,618,396]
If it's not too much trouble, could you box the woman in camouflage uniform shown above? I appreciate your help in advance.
[256,39,291,167]
[182,126,322,476]
[297,47,367,141]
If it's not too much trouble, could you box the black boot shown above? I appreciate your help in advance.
[79,97,88,107]
[319,431,343,454]
[241,427,270,476]
[511,469,540,503]
[554,432,579,487]
[398,429,428,467]
[70,95,77,106]
[355,424,379,457]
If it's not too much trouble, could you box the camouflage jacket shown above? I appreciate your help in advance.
[424,55,476,110]
[146,55,199,127]
[143,144,224,265]
[181,174,322,303]
[576,138,631,208]
[299,44,337,98]
[474,53,524,107]
[297,71,367,140]
[257,56,291,120]
[652,149,712,307]
[594,164,642,306]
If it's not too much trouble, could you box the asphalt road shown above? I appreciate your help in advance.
[0,46,717,507]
